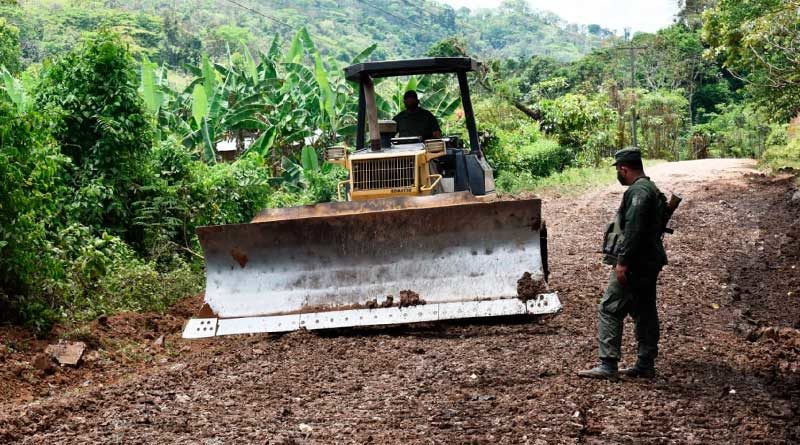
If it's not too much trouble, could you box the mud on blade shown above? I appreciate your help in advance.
[184,193,557,337]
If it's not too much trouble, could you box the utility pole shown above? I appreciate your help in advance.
[615,29,648,148]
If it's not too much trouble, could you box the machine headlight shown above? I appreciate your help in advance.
[325,146,347,161]
[424,139,445,154]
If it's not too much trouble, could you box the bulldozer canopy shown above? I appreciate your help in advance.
[344,57,480,81]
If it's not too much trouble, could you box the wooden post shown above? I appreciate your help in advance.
[362,75,381,151]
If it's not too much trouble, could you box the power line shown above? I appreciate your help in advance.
[397,0,484,37]
[351,0,428,29]
[352,0,494,60]
[219,0,294,31]
[612,35,649,147]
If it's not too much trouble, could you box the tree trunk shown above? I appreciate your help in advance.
[512,101,543,122]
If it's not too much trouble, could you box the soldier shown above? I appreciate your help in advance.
[578,148,668,379]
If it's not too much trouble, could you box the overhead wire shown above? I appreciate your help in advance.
[351,0,429,29]
[396,0,484,37]
[218,0,295,31]
[221,0,488,59]
[349,0,496,60]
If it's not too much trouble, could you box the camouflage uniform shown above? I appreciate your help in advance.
[598,174,668,368]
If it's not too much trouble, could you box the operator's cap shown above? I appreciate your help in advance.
[612,147,642,165]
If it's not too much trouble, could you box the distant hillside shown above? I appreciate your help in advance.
[5,0,614,68]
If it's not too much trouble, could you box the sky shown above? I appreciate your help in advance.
[440,0,680,34]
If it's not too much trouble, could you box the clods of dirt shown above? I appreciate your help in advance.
[517,272,546,300]
[398,290,425,307]
[230,248,249,268]
[31,354,55,374]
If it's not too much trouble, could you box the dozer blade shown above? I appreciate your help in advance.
[183,192,560,338]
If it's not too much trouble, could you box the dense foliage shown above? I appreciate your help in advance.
[1,0,612,67]
[0,16,20,73]
[703,0,800,120]
[35,33,154,246]
[1,0,798,332]
[0,30,351,332]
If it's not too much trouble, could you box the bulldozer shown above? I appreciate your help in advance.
[183,57,560,339]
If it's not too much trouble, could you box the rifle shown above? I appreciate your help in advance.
[662,193,682,235]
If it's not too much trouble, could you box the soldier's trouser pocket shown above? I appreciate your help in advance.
[599,270,629,314]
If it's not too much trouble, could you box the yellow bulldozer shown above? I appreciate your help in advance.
[183,57,560,339]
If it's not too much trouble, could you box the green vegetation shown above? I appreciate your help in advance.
[2,0,612,67]
[1,0,798,332]
[0,28,354,332]
[761,119,800,172]
[0,17,20,73]
[498,159,665,196]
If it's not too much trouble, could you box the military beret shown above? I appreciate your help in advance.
[612,147,642,165]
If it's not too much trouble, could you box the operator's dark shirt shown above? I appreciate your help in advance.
[393,108,441,140]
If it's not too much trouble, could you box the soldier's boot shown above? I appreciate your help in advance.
[620,360,656,379]
[577,358,618,379]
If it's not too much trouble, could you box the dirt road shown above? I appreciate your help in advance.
[2,159,799,444]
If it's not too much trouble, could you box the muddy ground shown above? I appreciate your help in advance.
[1,159,798,444]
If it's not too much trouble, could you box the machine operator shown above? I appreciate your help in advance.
[393,90,441,141]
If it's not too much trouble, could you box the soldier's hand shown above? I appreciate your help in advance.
[615,264,628,287]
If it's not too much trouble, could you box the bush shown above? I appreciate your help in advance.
[0,98,72,330]
[133,138,273,257]
[481,121,545,175]
[702,103,771,158]
[762,137,800,171]
[766,123,789,148]
[496,159,617,194]
[507,139,570,178]
[536,93,616,164]
[64,258,201,322]
[0,17,21,73]
[638,90,689,160]
[34,30,153,244]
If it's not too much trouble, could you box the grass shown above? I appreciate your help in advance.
[497,159,665,196]
[759,140,800,186]
[102,338,154,364]
[760,141,800,172]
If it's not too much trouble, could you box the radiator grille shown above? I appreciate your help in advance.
[352,156,415,191]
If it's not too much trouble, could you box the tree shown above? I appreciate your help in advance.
[35,31,153,244]
[637,90,689,159]
[0,95,70,322]
[536,93,617,163]
[677,0,714,29]
[703,0,800,119]
[426,37,468,57]
[0,17,21,73]
[160,14,201,68]
[509,55,564,98]
[205,25,253,59]
[637,24,715,124]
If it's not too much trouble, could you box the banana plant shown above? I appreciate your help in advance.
[1,67,31,113]
[159,28,379,167]
[378,74,462,123]
[179,53,274,163]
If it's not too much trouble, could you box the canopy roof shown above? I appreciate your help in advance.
[344,57,480,81]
